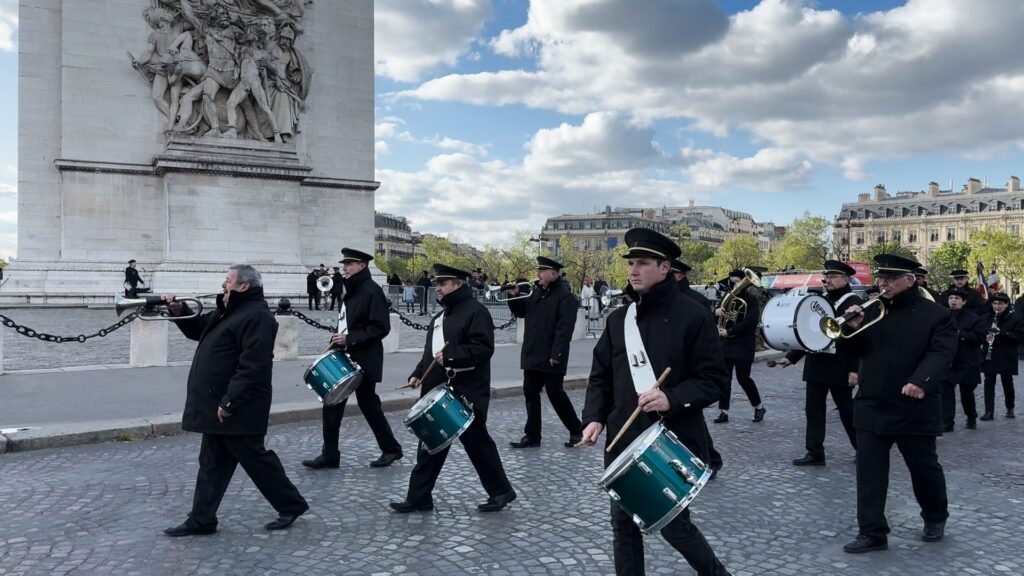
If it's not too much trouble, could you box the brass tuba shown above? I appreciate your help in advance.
[717,269,761,329]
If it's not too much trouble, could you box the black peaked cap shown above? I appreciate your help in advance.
[339,247,374,263]
[621,228,681,260]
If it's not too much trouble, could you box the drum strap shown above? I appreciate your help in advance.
[624,303,658,394]
[336,302,348,334]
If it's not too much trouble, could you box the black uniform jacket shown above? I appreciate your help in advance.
[175,287,277,436]
[330,272,344,295]
[948,307,986,386]
[338,267,391,383]
[306,272,319,295]
[845,288,957,436]
[679,278,711,309]
[939,284,991,321]
[124,266,142,287]
[410,285,495,413]
[507,279,577,375]
[583,278,729,464]
[784,285,862,386]
[720,287,759,362]
[981,309,1024,375]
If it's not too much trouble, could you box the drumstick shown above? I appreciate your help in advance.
[396,343,447,390]
[605,367,672,453]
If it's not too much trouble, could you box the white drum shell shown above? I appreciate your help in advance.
[761,294,835,352]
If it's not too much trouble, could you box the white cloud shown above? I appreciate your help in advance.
[375,0,491,82]
[376,116,490,157]
[405,0,1024,179]
[0,0,16,53]
[424,135,488,157]
[0,182,16,199]
[0,210,16,225]
[375,141,391,156]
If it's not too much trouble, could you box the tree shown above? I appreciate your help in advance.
[851,240,915,263]
[705,236,765,280]
[765,212,830,271]
[926,241,972,288]
[969,228,1024,291]
[668,223,716,283]
[559,235,612,293]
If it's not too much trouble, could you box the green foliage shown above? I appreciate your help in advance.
[927,241,972,287]
[558,235,615,292]
[969,228,1024,286]
[765,212,830,271]
[851,240,916,263]
[668,223,715,283]
[705,236,765,279]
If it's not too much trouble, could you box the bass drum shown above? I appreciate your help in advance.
[761,293,834,352]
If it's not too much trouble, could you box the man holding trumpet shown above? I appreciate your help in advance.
[839,254,956,554]
[579,229,731,576]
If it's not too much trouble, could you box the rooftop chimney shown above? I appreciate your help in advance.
[858,193,870,204]
[928,181,940,197]
[873,184,887,202]
[966,178,982,195]
[1009,176,1020,193]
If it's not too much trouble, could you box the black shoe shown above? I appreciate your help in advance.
[509,436,541,449]
[302,455,340,469]
[389,500,434,513]
[980,412,994,421]
[1007,409,1015,418]
[369,451,403,468]
[713,412,729,424]
[265,508,306,531]
[478,491,517,512]
[843,534,888,554]
[564,434,582,448]
[942,422,955,433]
[163,520,216,537]
[966,418,977,429]
[752,407,767,423]
[922,521,945,542]
[792,453,826,466]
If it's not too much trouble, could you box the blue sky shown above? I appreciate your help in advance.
[3,0,1024,257]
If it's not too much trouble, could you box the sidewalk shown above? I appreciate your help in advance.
[0,341,782,453]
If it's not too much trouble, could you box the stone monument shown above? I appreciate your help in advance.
[5,0,377,303]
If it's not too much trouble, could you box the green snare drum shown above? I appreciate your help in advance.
[598,422,711,533]
[403,386,475,454]
[304,349,363,406]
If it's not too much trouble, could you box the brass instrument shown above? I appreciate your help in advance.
[717,268,760,329]
[601,288,627,308]
[114,293,215,321]
[485,281,534,302]
[822,284,934,340]
[316,274,334,293]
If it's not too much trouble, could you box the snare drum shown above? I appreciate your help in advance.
[598,422,711,533]
[304,349,364,405]
[760,293,835,352]
[403,386,475,454]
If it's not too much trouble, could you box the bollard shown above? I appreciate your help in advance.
[572,308,587,341]
[273,314,299,360]
[383,313,401,354]
[130,318,168,367]
[516,317,526,344]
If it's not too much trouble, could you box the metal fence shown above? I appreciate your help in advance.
[383,285,515,324]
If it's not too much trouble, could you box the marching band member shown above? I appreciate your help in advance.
[580,229,731,576]
[840,254,956,553]
[776,260,860,466]
[979,292,1023,421]
[391,264,516,513]
[713,269,766,424]
[303,248,403,470]
[506,256,584,449]
[942,287,986,431]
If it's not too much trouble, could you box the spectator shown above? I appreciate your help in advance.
[580,277,597,318]
[402,279,416,313]
[416,270,432,315]
[306,267,320,310]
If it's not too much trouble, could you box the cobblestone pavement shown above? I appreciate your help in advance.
[2,364,1021,576]
[0,308,516,372]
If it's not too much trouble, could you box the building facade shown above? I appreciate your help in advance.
[374,212,422,260]
[834,177,1024,264]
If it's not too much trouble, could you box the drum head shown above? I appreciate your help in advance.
[598,421,665,486]
[406,385,447,420]
[794,294,834,352]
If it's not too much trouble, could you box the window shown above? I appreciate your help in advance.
[946,227,956,241]
[891,230,901,243]
[876,231,886,243]
[908,230,918,243]
[855,231,865,245]
[929,229,939,242]
[584,240,591,250]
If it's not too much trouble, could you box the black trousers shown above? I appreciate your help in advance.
[855,429,948,538]
[805,381,856,457]
[982,372,1015,413]
[405,407,512,504]
[307,292,321,310]
[320,380,402,459]
[610,503,730,576]
[942,380,978,425]
[188,433,307,529]
[704,419,722,468]
[719,358,761,411]
[328,293,340,310]
[521,370,583,440]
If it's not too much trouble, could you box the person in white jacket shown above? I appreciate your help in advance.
[579,277,598,319]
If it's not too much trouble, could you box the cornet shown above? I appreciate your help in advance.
[820,290,887,340]
[485,282,534,302]
[114,293,214,321]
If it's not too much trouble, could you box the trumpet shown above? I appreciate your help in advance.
[485,282,534,302]
[717,268,760,329]
[820,290,887,340]
[114,293,214,321]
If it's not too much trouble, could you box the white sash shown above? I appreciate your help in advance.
[430,313,445,357]
[624,303,658,394]
[336,302,348,335]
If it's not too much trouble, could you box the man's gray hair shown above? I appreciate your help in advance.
[229,264,263,287]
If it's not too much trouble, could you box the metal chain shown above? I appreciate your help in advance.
[495,317,517,330]
[387,304,432,331]
[281,309,337,332]
[0,311,142,343]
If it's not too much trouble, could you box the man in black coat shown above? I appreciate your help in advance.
[939,270,990,320]
[306,267,321,310]
[712,269,766,424]
[416,270,433,315]
[777,260,860,466]
[124,259,144,298]
[980,292,1023,421]
[581,229,731,576]
[507,256,584,448]
[390,264,517,513]
[303,248,403,469]
[915,267,941,301]
[327,266,344,310]
[840,254,956,553]
[161,265,308,537]
[942,288,986,431]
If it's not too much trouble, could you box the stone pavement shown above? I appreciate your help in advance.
[1,362,1021,576]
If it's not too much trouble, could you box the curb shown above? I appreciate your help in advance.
[0,352,783,455]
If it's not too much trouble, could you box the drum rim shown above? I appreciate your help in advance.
[793,293,833,352]
[637,467,712,534]
[404,385,451,422]
[422,411,475,455]
[762,293,832,353]
[598,421,665,486]
[304,348,343,379]
[323,372,363,406]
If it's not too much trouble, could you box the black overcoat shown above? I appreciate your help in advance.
[947,307,986,386]
[410,285,495,413]
[981,309,1024,375]
[174,287,277,436]
[583,278,728,464]
[339,267,391,383]
[720,287,759,362]
[845,289,957,436]
[785,285,862,386]
[306,272,319,295]
[939,284,991,321]
[507,279,577,375]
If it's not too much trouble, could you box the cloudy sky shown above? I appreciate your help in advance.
[3,0,1024,258]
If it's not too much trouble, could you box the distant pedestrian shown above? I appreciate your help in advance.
[402,280,416,313]
[416,270,432,315]
[306,267,321,310]
[124,259,144,298]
